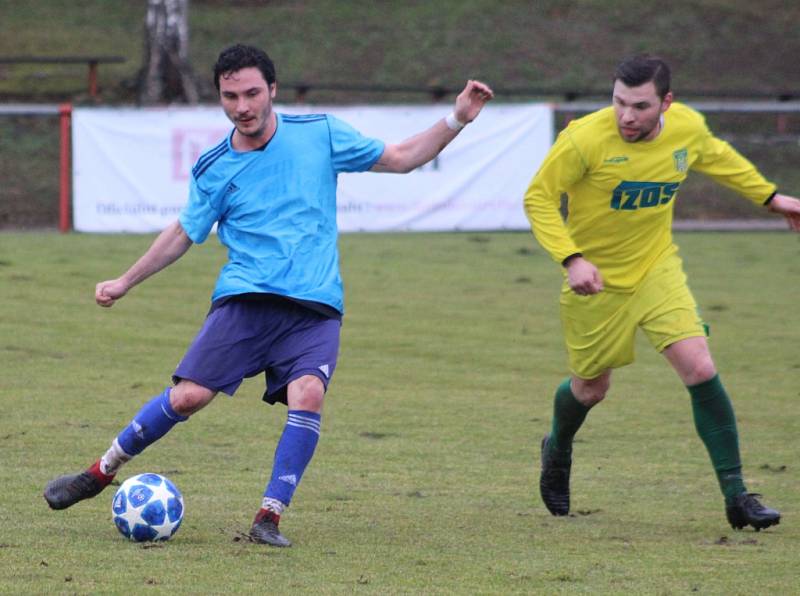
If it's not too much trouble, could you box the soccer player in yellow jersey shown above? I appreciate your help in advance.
[523,54,800,530]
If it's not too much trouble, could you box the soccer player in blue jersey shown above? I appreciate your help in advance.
[44,44,494,547]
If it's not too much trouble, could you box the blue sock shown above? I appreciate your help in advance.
[264,410,321,506]
[116,388,188,456]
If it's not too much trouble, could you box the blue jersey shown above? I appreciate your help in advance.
[179,113,385,313]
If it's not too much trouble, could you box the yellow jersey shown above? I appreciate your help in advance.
[523,102,776,290]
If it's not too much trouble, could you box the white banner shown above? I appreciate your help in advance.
[72,104,552,233]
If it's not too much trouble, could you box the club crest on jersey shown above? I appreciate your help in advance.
[673,148,688,173]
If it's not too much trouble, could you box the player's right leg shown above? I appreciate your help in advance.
[44,297,262,511]
[43,382,214,510]
[540,372,610,515]
[541,286,635,515]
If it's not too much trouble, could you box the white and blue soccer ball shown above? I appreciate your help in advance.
[112,473,184,542]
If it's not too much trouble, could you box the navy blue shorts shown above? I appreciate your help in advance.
[173,295,341,405]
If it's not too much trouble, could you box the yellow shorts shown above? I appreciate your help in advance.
[560,253,705,379]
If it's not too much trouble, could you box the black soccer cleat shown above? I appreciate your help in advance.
[725,493,781,531]
[43,471,109,510]
[539,434,571,516]
[249,511,292,547]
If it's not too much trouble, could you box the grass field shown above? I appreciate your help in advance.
[0,230,798,594]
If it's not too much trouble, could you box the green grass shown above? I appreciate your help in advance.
[2,0,799,102]
[1,231,798,593]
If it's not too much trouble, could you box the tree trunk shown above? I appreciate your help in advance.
[138,0,199,105]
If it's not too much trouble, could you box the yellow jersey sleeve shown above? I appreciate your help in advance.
[693,128,776,204]
[522,127,586,265]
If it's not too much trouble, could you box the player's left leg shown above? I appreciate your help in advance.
[250,375,325,548]
[663,337,745,499]
[663,337,780,530]
[641,254,779,530]
[248,303,340,547]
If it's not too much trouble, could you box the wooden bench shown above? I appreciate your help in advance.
[0,56,126,98]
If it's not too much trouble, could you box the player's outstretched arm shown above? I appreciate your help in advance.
[767,193,800,232]
[95,220,193,308]
[371,79,494,173]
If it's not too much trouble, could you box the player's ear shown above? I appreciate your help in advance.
[269,82,277,99]
[661,91,673,113]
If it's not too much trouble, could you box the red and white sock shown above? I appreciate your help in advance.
[87,459,116,487]
[254,497,286,525]
[99,438,132,476]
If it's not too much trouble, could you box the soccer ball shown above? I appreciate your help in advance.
[112,473,184,542]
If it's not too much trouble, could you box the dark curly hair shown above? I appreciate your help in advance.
[213,44,276,90]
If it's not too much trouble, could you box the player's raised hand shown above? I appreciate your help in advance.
[768,193,800,232]
[566,257,604,295]
[96,278,129,307]
[453,80,494,124]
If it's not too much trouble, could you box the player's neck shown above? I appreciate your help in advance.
[232,112,278,152]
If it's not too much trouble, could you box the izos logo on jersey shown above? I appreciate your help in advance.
[610,181,680,210]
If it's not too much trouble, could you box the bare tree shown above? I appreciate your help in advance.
[138,0,200,105]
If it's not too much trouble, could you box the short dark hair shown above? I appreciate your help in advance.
[613,54,671,99]
[213,44,277,90]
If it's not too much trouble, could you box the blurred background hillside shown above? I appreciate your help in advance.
[1,0,799,228]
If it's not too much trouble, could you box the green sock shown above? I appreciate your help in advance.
[548,378,591,462]
[688,374,746,502]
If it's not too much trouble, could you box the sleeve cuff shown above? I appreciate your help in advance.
[764,191,777,206]
[561,252,582,267]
